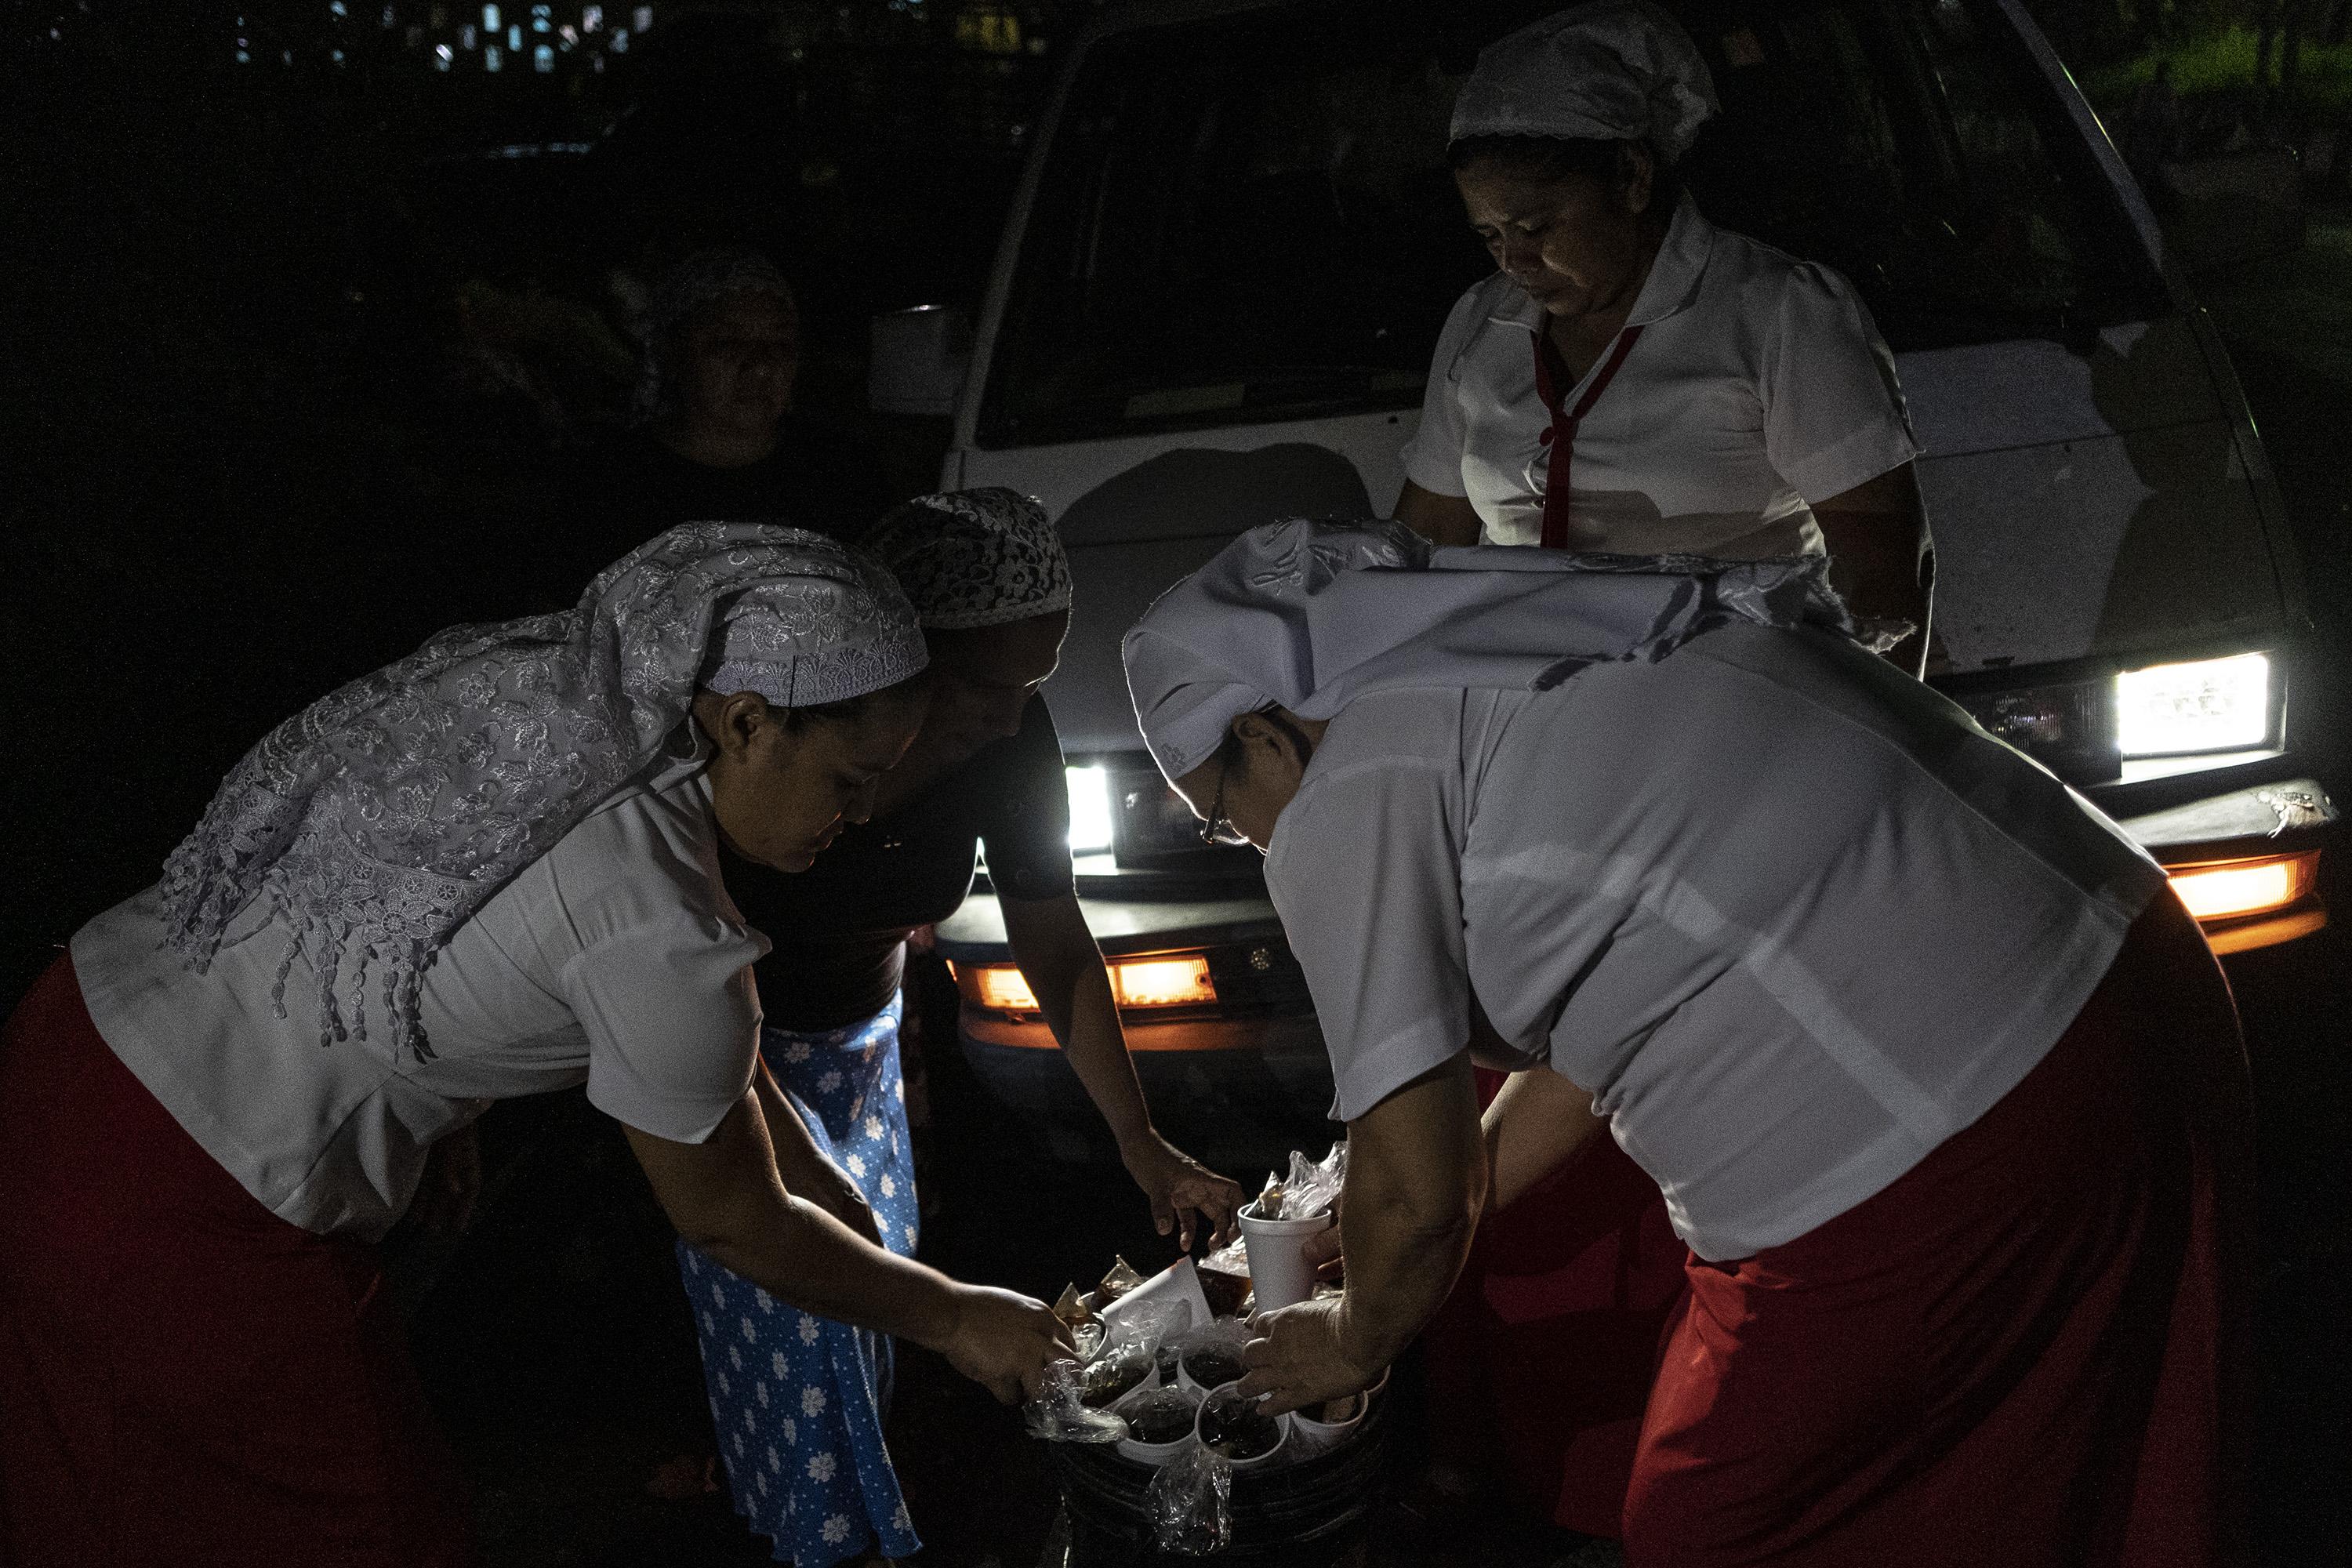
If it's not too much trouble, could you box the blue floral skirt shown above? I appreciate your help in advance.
[678,996,921,1566]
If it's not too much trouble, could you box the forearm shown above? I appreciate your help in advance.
[1483,1068,1606,1214]
[1333,1057,1485,1371]
[693,1189,964,1350]
[1006,898,1156,1147]
[622,1102,962,1352]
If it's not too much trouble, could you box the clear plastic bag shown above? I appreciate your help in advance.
[1022,1358,1127,1444]
[1146,1443,1233,1555]
[1205,1140,1346,1274]
[1025,1294,1195,1443]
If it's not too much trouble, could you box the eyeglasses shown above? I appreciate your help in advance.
[1197,734,1252,848]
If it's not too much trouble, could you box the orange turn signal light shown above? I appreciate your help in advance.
[2167,851,2318,922]
[952,955,1218,1015]
[1109,956,1218,1009]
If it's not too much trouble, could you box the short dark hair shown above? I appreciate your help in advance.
[1446,133,1682,209]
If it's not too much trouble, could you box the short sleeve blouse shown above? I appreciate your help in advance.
[71,750,768,1240]
[1398,195,1918,555]
[1265,630,2167,1261]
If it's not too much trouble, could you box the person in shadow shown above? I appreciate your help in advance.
[542,249,896,607]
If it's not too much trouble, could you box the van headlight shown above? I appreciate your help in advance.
[2115,652,2272,758]
[1065,764,1115,853]
[1955,651,2276,779]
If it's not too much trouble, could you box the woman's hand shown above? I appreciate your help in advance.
[1121,1133,1246,1250]
[1236,1296,1378,1417]
[940,1284,1075,1404]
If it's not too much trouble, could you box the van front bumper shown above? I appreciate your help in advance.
[2096,762,2337,954]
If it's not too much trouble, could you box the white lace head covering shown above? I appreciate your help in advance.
[859,488,1073,630]
[635,248,796,422]
[158,523,925,1062]
[1123,520,1849,784]
[1450,0,1719,162]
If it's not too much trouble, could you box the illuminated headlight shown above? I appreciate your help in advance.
[2115,653,2271,758]
[1065,764,1115,852]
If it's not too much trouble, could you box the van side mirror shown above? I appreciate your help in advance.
[2154,149,2305,274]
[869,305,971,416]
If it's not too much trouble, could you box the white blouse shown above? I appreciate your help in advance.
[1265,624,2167,1261]
[73,751,768,1240]
[1400,195,1918,556]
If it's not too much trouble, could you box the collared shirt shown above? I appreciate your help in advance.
[1264,622,2167,1261]
[1399,196,1918,554]
[73,746,767,1240]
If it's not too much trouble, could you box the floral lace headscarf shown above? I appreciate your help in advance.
[158,522,927,1062]
[633,248,795,423]
[859,488,1072,630]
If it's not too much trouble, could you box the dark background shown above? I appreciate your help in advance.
[4,1,2350,1563]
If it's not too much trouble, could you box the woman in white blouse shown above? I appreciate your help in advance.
[1396,1,1931,673]
[0,526,1069,1567]
[1125,522,2247,1567]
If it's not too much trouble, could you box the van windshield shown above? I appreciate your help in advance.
[978,0,2165,448]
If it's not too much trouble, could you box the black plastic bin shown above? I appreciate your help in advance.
[1047,1399,1392,1566]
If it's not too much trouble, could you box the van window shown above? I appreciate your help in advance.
[978,0,2164,449]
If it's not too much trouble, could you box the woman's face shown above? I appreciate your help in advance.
[895,610,1069,775]
[1171,710,1323,855]
[699,686,927,872]
[1454,152,1656,325]
[676,289,800,439]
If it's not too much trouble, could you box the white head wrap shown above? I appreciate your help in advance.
[858,487,1073,630]
[159,523,925,1062]
[1450,0,1719,163]
[1123,521,1849,785]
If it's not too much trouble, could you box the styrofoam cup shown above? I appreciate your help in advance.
[1195,1382,1290,1470]
[1114,1384,1202,1467]
[1287,1389,1367,1458]
[1236,1200,1333,1313]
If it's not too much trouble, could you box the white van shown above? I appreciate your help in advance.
[871,0,2338,1160]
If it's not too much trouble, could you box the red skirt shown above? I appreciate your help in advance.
[1625,894,2252,1566]
[0,954,472,1568]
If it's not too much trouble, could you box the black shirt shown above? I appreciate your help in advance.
[721,695,1077,1033]
[535,419,900,613]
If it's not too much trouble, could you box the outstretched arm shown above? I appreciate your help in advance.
[623,1089,1069,1402]
[1237,1053,1486,1415]
[1002,891,1246,1249]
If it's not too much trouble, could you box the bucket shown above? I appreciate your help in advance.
[1048,1385,1390,1565]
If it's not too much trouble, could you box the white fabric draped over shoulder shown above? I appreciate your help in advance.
[1121,518,1850,784]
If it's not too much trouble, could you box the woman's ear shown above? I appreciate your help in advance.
[1618,141,1657,217]
[691,689,780,762]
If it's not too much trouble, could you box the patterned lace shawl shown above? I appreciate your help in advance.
[859,487,1073,630]
[156,522,927,1061]
[1123,518,1856,782]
